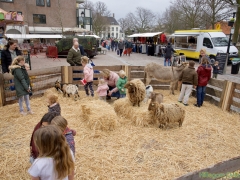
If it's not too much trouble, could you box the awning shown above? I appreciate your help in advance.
[77,35,100,39]
[5,34,63,39]
[128,32,162,38]
[29,26,72,34]
[0,8,7,14]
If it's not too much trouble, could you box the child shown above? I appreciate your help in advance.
[30,112,58,164]
[47,94,61,116]
[9,56,33,115]
[96,79,109,101]
[24,63,30,70]
[51,116,76,157]
[116,70,127,98]
[212,61,220,79]
[81,56,94,97]
[28,125,74,180]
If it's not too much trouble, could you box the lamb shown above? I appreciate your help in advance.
[62,84,80,101]
[143,85,153,103]
[148,102,185,129]
[149,92,163,104]
[124,79,146,107]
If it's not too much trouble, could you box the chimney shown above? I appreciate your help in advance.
[113,13,115,18]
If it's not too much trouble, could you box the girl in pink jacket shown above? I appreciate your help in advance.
[81,56,94,97]
[96,79,109,101]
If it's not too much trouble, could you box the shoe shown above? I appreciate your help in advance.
[194,104,201,107]
[20,111,27,116]
[28,111,34,114]
[178,101,182,103]
[106,96,111,100]
[183,104,188,106]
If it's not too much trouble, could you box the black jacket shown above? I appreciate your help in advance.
[164,45,175,59]
[79,45,85,56]
[1,47,22,73]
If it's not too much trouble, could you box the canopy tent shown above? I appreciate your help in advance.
[64,27,89,33]
[77,35,100,39]
[5,34,63,39]
[128,32,162,38]
[0,8,7,14]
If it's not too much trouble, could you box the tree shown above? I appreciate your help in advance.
[118,18,128,33]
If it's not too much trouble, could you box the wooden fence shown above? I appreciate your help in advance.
[0,65,240,113]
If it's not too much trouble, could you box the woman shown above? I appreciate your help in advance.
[102,69,120,100]
[1,40,22,73]
[199,48,211,64]
[195,57,212,107]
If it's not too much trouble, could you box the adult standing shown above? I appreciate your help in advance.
[73,38,85,56]
[164,43,175,66]
[102,69,120,100]
[125,39,133,56]
[199,48,211,64]
[178,61,198,106]
[195,57,212,107]
[67,42,82,66]
[118,40,124,57]
[1,40,22,73]
[111,39,115,51]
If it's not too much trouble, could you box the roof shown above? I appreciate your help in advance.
[175,30,222,33]
[5,34,63,39]
[104,16,119,25]
[128,32,162,38]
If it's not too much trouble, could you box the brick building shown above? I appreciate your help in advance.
[0,0,84,34]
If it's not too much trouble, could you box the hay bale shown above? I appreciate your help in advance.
[113,98,154,127]
[80,100,119,131]
[43,87,58,97]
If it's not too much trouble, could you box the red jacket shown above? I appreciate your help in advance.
[30,122,41,159]
[197,65,212,86]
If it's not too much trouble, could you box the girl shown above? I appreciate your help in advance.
[47,94,61,116]
[51,116,76,157]
[28,125,74,180]
[81,56,94,97]
[30,112,58,163]
[116,70,127,98]
[9,56,32,115]
[212,61,220,79]
[96,79,109,101]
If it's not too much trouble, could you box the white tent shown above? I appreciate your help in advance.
[128,32,162,38]
[77,35,100,39]
[5,34,63,39]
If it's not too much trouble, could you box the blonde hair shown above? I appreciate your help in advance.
[34,125,74,179]
[200,48,206,54]
[102,69,111,78]
[11,56,25,66]
[48,94,58,105]
[81,56,89,64]
[119,70,126,77]
[51,116,68,133]
[98,78,105,85]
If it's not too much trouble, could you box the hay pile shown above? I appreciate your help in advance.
[113,98,154,127]
[0,89,240,179]
[80,100,119,131]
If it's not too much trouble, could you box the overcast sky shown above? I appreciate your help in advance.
[89,0,171,20]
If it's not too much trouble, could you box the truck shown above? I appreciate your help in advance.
[56,36,98,58]
[172,29,239,64]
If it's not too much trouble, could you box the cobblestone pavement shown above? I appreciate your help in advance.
[31,50,240,83]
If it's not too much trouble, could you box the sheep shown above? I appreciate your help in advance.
[143,85,153,103]
[62,84,80,101]
[124,79,146,107]
[149,92,164,104]
[148,102,185,129]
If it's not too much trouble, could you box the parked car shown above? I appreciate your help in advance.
[56,36,98,58]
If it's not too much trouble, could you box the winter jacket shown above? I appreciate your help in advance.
[79,44,85,56]
[197,64,212,86]
[212,65,219,74]
[83,64,94,82]
[164,45,175,59]
[96,83,109,96]
[48,103,61,116]
[9,65,30,97]
[125,42,133,48]
[64,127,76,156]
[116,76,127,94]
[104,71,119,93]
[118,42,124,49]
[30,122,41,159]
[1,47,22,73]
[179,67,198,86]
[67,48,82,66]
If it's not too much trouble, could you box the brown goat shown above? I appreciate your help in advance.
[149,92,163,104]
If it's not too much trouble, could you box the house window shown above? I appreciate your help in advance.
[111,33,114,37]
[112,27,114,31]
[36,0,45,6]
[1,0,14,2]
[116,27,118,31]
[46,0,50,7]
[108,27,110,31]
[33,14,46,24]
[116,33,118,38]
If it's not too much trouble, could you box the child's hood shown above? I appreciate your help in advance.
[86,63,93,69]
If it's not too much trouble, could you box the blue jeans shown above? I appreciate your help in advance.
[197,86,206,106]
[19,95,31,112]
[164,58,171,66]
[119,94,126,98]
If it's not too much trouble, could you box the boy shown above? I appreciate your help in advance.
[212,61,220,79]
[116,70,127,98]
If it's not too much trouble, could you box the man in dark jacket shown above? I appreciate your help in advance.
[178,61,198,106]
[118,40,124,57]
[73,38,85,56]
[125,39,133,56]
[164,43,175,66]
[67,42,82,66]
[1,40,22,73]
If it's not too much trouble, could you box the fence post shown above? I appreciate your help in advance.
[0,73,5,106]
[219,80,228,108]
[124,65,130,80]
[221,81,235,111]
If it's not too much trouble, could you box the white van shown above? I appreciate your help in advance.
[172,29,239,63]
